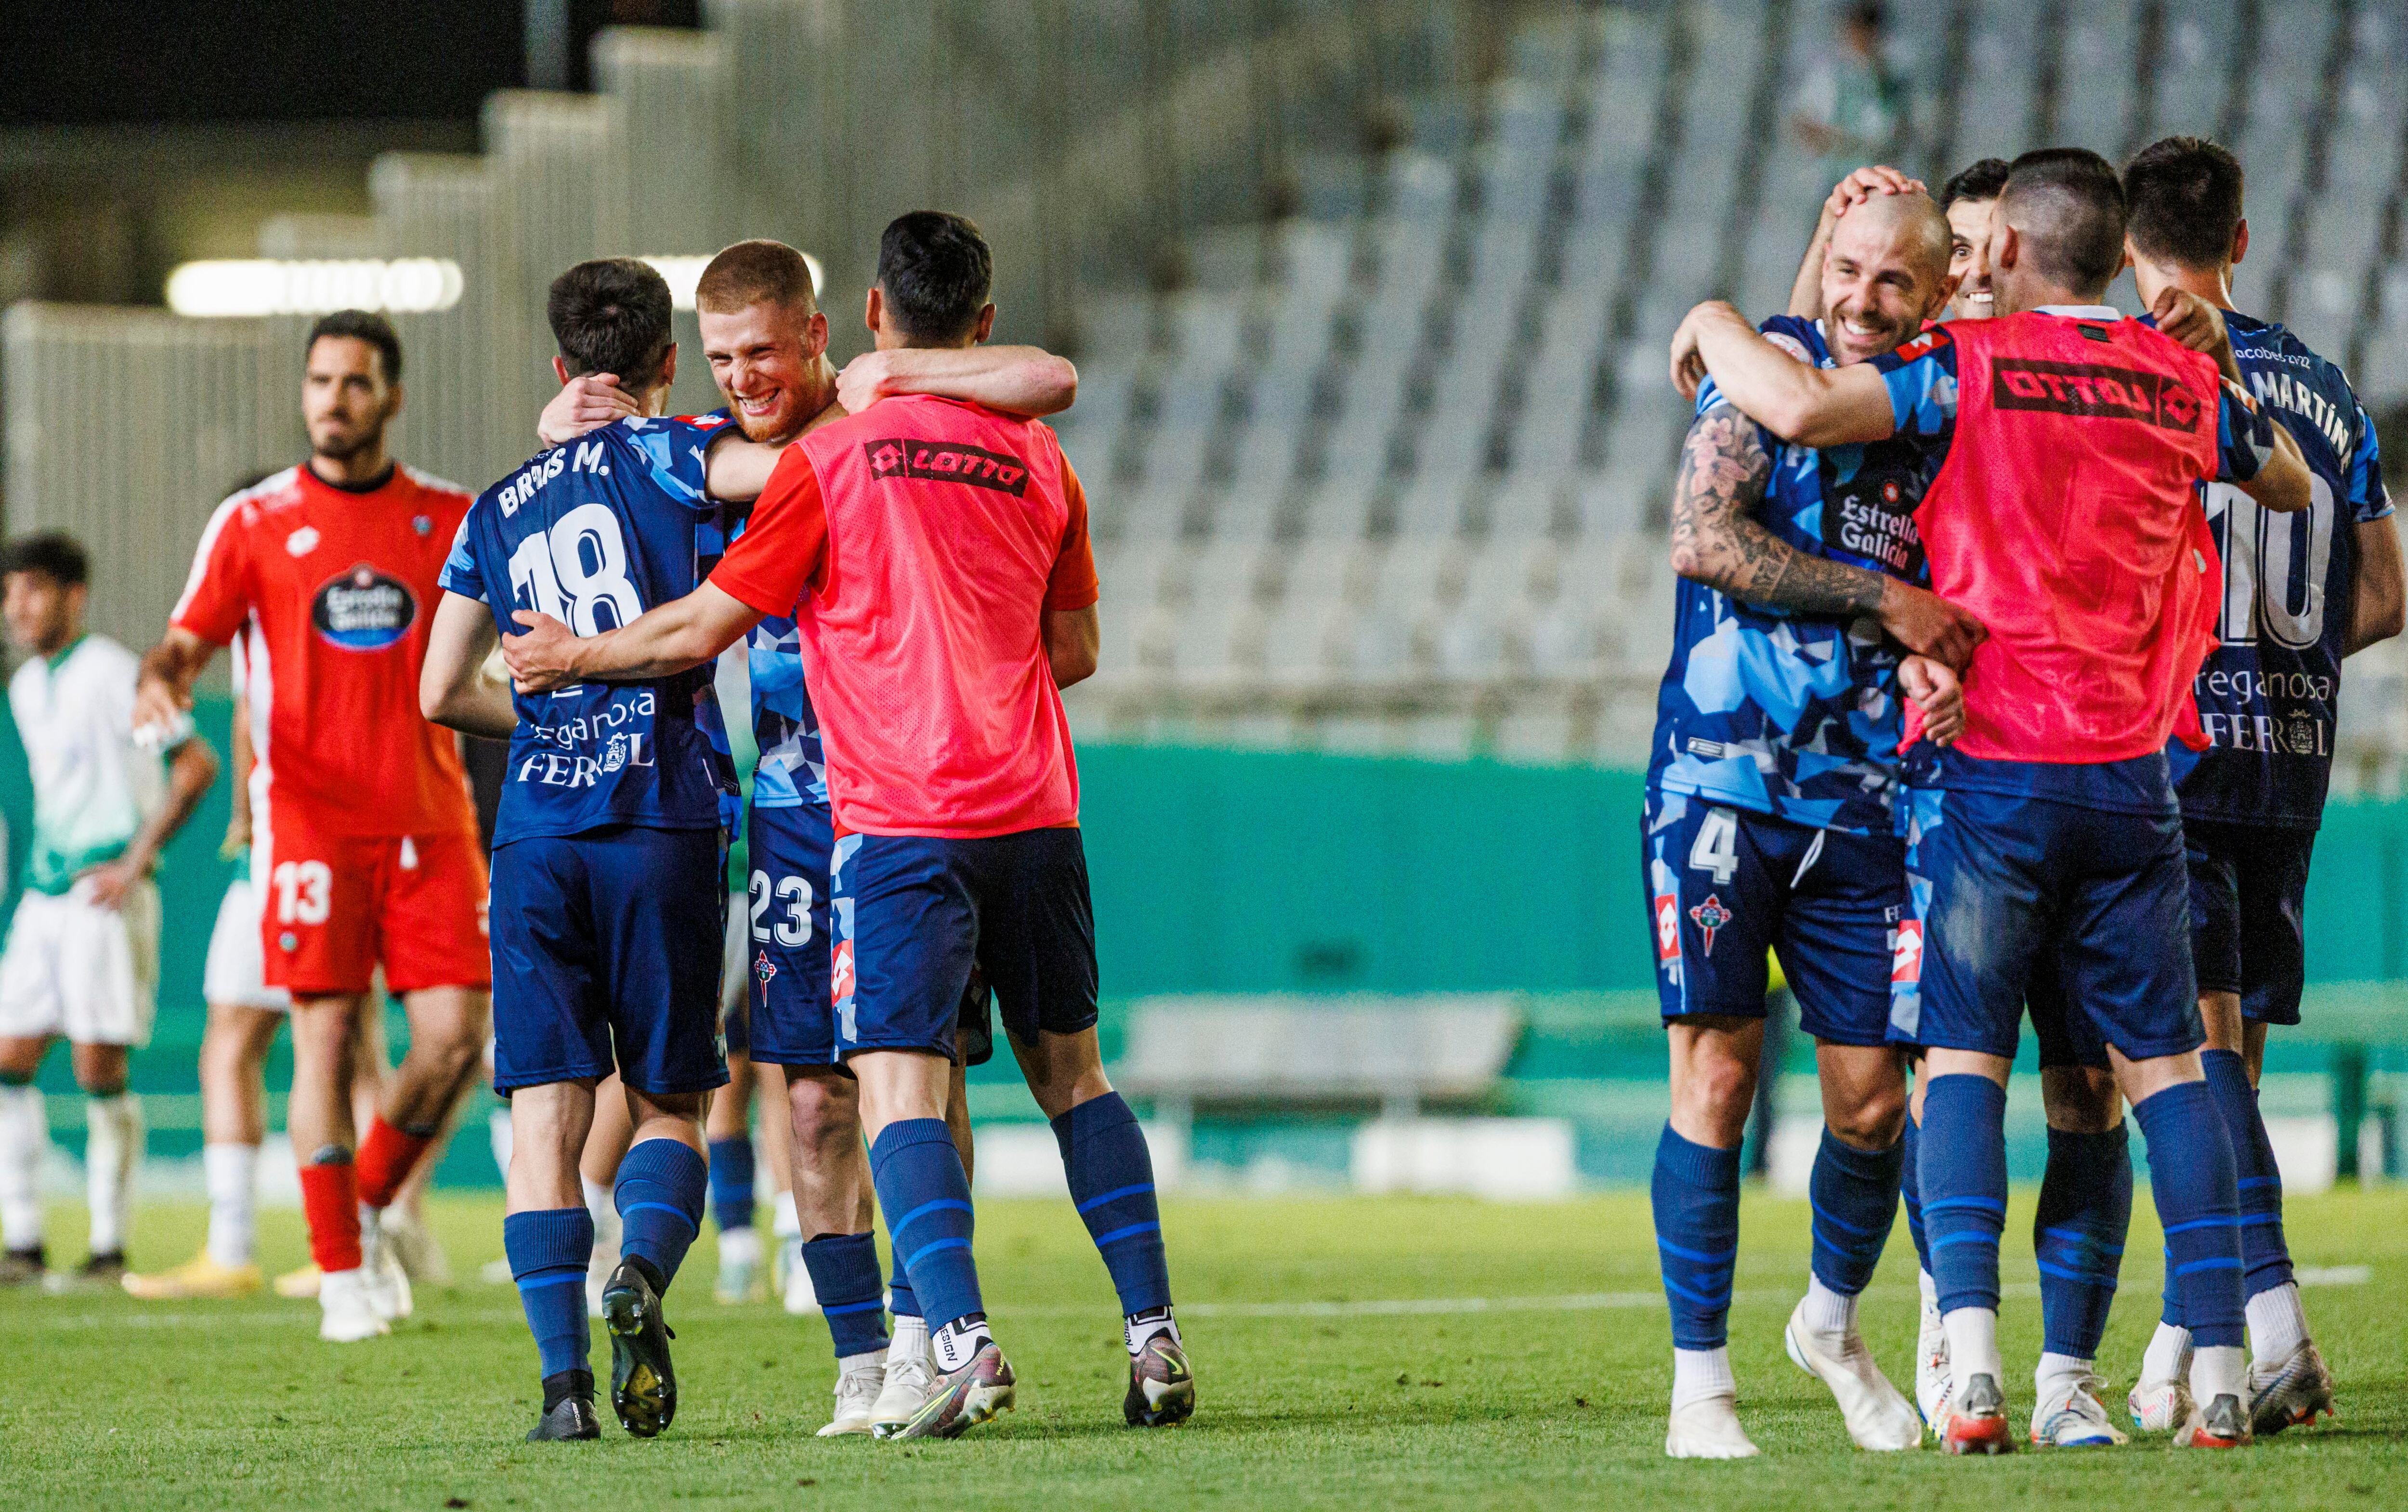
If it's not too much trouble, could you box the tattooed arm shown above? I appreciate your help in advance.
[1667,402,1988,669]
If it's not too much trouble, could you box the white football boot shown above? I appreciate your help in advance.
[2030,1369,2128,1447]
[1664,1393,1761,1459]
[1783,1299,1921,1450]
[318,1265,392,1343]
[870,1325,936,1439]
[818,1355,887,1436]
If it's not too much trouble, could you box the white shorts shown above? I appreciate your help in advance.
[0,881,161,1047]
[203,877,289,1012]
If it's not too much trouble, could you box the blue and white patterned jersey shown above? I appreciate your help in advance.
[1646,315,1940,836]
[700,409,827,812]
[2171,310,2391,830]
[442,414,741,846]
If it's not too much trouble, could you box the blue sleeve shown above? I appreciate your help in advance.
[437,508,487,602]
[1870,329,1959,440]
[2212,382,2274,484]
[2349,402,2391,522]
[623,416,732,512]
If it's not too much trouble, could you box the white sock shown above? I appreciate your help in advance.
[205,1142,259,1267]
[2034,1350,2093,1395]
[0,1084,46,1251]
[888,1309,929,1363]
[2245,1282,2310,1365]
[1941,1307,2002,1390]
[718,1226,762,1267]
[486,1108,513,1176]
[2190,1343,2247,1406]
[83,1092,142,1256]
[772,1190,801,1241]
[1801,1275,1857,1337]
[355,1199,383,1257]
[2141,1320,2193,1385]
[930,1316,992,1372]
[837,1347,885,1382]
[1670,1345,1736,1411]
[1917,1268,1938,1308]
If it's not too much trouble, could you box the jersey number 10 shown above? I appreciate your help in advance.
[2206,477,2334,650]
[508,503,645,635]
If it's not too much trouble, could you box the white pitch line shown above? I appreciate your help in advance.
[13,1266,2371,1333]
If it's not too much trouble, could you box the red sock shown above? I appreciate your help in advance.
[355,1117,435,1209]
[298,1160,362,1273]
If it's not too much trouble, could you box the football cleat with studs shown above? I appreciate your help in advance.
[1124,1333,1196,1427]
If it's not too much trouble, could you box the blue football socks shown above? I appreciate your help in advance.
[801,1231,892,1360]
[2201,1049,2292,1301]
[616,1137,707,1291]
[1808,1126,1903,1299]
[706,1135,757,1235]
[869,1119,984,1332]
[2031,1122,2132,1361]
[1053,1093,1174,1318]
[1899,1114,1931,1276]
[2132,1081,2246,1349]
[1919,1075,2008,1316]
[1650,1125,1741,1351]
[505,1207,594,1381]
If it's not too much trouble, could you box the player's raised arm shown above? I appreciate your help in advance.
[1667,399,1985,668]
[1787,166,1925,320]
[420,591,519,739]
[1670,300,1898,447]
[836,345,1077,418]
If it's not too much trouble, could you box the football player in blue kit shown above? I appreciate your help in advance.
[531,237,1076,1435]
[421,257,754,1442]
[1646,188,1981,1458]
[2121,136,2404,1436]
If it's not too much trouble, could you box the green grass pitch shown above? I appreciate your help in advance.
[4,1187,2404,1510]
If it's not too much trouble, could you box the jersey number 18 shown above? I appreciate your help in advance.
[509,503,645,635]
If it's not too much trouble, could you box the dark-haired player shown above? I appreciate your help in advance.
[2121,134,2402,1436]
[1788,155,2140,1446]
[0,534,218,1288]
[137,312,491,1342]
[1675,147,2311,1451]
[508,211,1192,1439]
[537,235,1074,1436]
[423,256,755,1442]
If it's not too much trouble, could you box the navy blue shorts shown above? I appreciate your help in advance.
[743,804,836,1068]
[1641,792,1904,1047]
[743,804,995,1069]
[490,824,731,1097]
[832,827,1097,1061]
[2021,947,2111,1071]
[2186,818,2315,1027]
[1891,788,2203,1062]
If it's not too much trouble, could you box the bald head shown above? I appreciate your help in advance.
[1834,190,1953,284]
[1995,148,2126,305]
[1820,189,1959,365]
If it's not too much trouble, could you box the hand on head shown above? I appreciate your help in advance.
[1826,165,1926,221]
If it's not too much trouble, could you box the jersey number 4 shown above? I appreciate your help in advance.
[508,503,645,635]
[1688,807,1741,885]
[2208,477,2334,650]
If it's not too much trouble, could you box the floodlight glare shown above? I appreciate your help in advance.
[165,259,465,318]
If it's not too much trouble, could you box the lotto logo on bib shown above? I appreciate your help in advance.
[312,564,418,651]
[863,438,1030,496]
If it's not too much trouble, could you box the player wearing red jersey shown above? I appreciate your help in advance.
[135,312,492,1343]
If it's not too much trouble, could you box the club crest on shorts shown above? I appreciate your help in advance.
[1687,895,1732,957]
[753,950,776,990]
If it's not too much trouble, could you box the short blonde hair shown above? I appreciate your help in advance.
[695,239,818,317]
